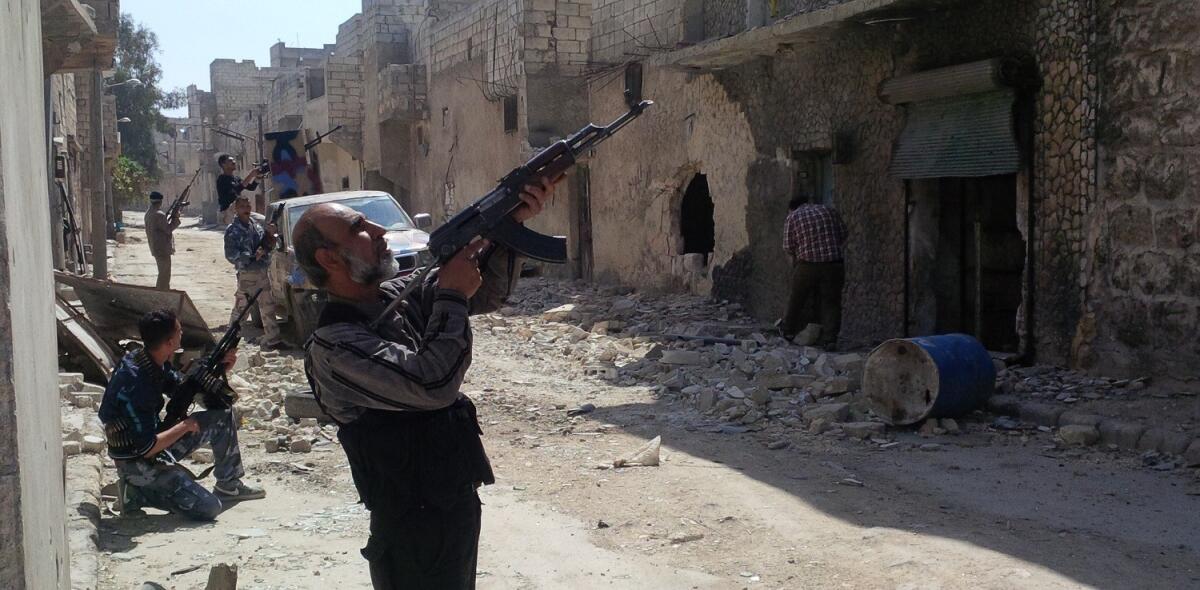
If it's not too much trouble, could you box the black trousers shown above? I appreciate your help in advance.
[363,493,482,589]
[782,260,845,345]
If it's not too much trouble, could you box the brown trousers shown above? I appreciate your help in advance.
[154,255,172,290]
[782,260,844,346]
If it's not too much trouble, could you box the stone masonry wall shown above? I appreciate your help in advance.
[268,71,307,129]
[1087,0,1200,383]
[326,56,366,159]
[425,0,523,96]
[592,0,683,64]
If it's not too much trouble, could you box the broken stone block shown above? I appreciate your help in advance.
[264,438,282,453]
[610,298,637,314]
[58,384,75,399]
[191,448,214,464]
[939,418,961,434]
[63,441,82,457]
[824,377,851,395]
[749,387,771,406]
[284,391,333,423]
[541,304,578,322]
[1098,420,1145,449]
[840,422,885,440]
[71,394,97,409]
[81,435,106,454]
[740,409,764,424]
[831,353,865,374]
[59,372,85,389]
[681,253,707,273]
[804,403,849,423]
[726,386,746,399]
[792,324,822,346]
[697,389,717,412]
[1183,439,1200,467]
[205,563,238,590]
[1058,424,1099,446]
[80,382,105,394]
[660,350,704,366]
[918,419,943,437]
[591,320,624,335]
[808,418,830,434]
[289,439,312,453]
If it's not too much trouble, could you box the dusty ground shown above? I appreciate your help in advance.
[92,218,1200,589]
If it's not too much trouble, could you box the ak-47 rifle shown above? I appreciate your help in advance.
[369,100,654,330]
[166,167,202,220]
[304,125,343,152]
[257,202,286,253]
[161,289,262,430]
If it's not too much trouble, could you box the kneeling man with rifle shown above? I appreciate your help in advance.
[98,307,265,521]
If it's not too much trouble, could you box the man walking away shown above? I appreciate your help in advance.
[145,191,180,289]
[216,154,261,226]
[98,309,264,520]
[781,197,847,348]
[224,196,284,349]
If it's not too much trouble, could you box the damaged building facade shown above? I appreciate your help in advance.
[573,0,1199,386]
[190,0,1197,385]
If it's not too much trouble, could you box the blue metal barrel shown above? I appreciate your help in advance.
[863,334,996,425]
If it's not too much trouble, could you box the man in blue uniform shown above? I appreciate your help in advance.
[98,309,264,520]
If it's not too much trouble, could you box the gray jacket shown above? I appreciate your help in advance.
[145,204,179,257]
[304,247,519,424]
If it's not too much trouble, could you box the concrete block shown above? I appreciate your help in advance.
[986,394,1020,416]
[839,422,885,439]
[59,372,85,388]
[804,403,849,423]
[659,350,705,366]
[1058,425,1099,446]
[1017,402,1064,426]
[1183,439,1200,467]
[284,391,335,423]
[1098,420,1145,449]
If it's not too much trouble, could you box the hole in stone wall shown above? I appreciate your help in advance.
[680,173,715,259]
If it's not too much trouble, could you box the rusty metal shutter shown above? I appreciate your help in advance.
[888,89,1019,179]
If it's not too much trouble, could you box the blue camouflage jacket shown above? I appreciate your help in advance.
[224,213,270,272]
[97,349,182,459]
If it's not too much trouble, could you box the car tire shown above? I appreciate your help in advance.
[289,288,325,346]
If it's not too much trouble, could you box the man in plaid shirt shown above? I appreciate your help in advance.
[781,198,847,346]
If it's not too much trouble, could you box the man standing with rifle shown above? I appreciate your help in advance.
[98,309,265,521]
[296,101,650,588]
[145,167,200,289]
[144,191,181,289]
[224,195,285,349]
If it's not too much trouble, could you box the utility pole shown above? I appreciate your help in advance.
[89,69,107,279]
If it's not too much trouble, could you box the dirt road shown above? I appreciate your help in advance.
[95,220,1199,589]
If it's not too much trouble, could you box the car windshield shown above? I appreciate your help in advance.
[287,195,414,238]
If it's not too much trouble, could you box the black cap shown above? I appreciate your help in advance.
[149,191,164,201]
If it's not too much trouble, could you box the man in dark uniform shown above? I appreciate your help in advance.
[98,309,264,520]
[295,178,557,588]
[216,154,262,226]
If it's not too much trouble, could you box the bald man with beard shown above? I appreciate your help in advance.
[294,178,557,589]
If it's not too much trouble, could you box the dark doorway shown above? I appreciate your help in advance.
[680,173,714,258]
[924,175,1024,352]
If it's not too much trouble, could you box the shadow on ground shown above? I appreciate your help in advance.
[584,398,1200,588]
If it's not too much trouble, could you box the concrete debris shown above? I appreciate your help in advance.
[63,441,82,457]
[840,422,886,440]
[792,323,822,346]
[81,435,106,454]
[614,436,661,468]
[659,350,705,366]
[1059,425,1100,446]
[669,531,705,544]
[289,439,312,453]
[191,448,214,463]
[804,403,850,424]
[205,562,238,590]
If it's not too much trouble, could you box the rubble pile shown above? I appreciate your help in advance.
[230,347,334,454]
[479,279,888,440]
[60,372,107,457]
[998,365,1148,402]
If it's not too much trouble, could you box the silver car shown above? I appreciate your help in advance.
[268,191,433,343]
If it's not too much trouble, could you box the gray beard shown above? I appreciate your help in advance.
[341,248,399,285]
